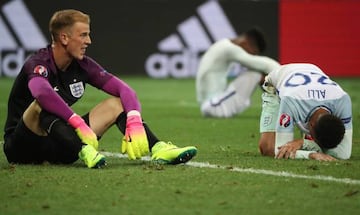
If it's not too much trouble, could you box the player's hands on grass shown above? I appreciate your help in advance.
[276,139,303,159]
[68,113,99,150]
[309,153,337,161]
[121,110,149,160]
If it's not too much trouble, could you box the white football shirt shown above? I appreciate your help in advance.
[196,38,280,103]
[267,63,352,159]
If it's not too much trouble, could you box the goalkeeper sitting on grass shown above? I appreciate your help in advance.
[3,9,197,168]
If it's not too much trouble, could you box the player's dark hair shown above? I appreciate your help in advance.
[244,27,267,53]
[313,114,345,149]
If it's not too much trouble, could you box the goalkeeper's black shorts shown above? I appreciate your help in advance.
[3,117,81,165]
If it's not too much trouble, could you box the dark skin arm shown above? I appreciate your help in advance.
[276,139,337,161]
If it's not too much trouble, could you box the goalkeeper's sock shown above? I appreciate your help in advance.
[115,112,159,149]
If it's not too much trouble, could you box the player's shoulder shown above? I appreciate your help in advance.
[216,38,231,44]
[76,55,106,74]
[280,63,322,73]
[77,55,100,68]
[22,46,55,77]
[210,38,233,49]
[338,93,352,105]
[25,47,52,65]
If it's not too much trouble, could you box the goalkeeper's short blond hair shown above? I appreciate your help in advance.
[49,9,90,42]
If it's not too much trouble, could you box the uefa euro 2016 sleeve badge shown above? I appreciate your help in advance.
[279,113,291,128]
[33,65,48,77]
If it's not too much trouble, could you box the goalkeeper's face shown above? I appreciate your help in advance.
[65,22,92,60]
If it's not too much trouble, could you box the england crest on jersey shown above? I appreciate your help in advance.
[69,82,84,98]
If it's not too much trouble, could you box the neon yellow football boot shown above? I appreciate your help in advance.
[78,145,106,168]
[151,141,197,164]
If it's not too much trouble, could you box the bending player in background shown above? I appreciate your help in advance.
[259,63,352,161]
[3,9,197,168]
[196,27,280,118]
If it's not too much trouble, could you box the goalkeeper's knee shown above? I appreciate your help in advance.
[39,111,83,153]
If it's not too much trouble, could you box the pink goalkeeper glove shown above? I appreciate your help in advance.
[68,114,99,150]
[121,110,149,159]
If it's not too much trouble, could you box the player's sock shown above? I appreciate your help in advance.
[115,112,159,150]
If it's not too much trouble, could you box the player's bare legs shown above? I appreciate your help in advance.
[200,71,262,118]
[23,98,124,138]
[88,97,124,136]
[258,132,275,156]
[88,97,197,164]
[23,101,47,136]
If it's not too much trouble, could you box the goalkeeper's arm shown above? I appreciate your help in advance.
[29,76,98,149]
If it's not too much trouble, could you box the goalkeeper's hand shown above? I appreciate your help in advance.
[121,110,149,160]
[68,113,99,150]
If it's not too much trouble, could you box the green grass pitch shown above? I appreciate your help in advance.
[0,76,359,215]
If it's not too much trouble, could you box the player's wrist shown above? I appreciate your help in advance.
[126,110,143,126]
[68,113,84,128]
[127,110,141,117]
[308,152,318,160]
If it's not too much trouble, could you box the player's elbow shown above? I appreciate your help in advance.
[335,152,351,160]
[33,88,54,104]
[258,132,275,157]
[328,144,352,160]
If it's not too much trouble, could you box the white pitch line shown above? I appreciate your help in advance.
[103,151,360,185]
